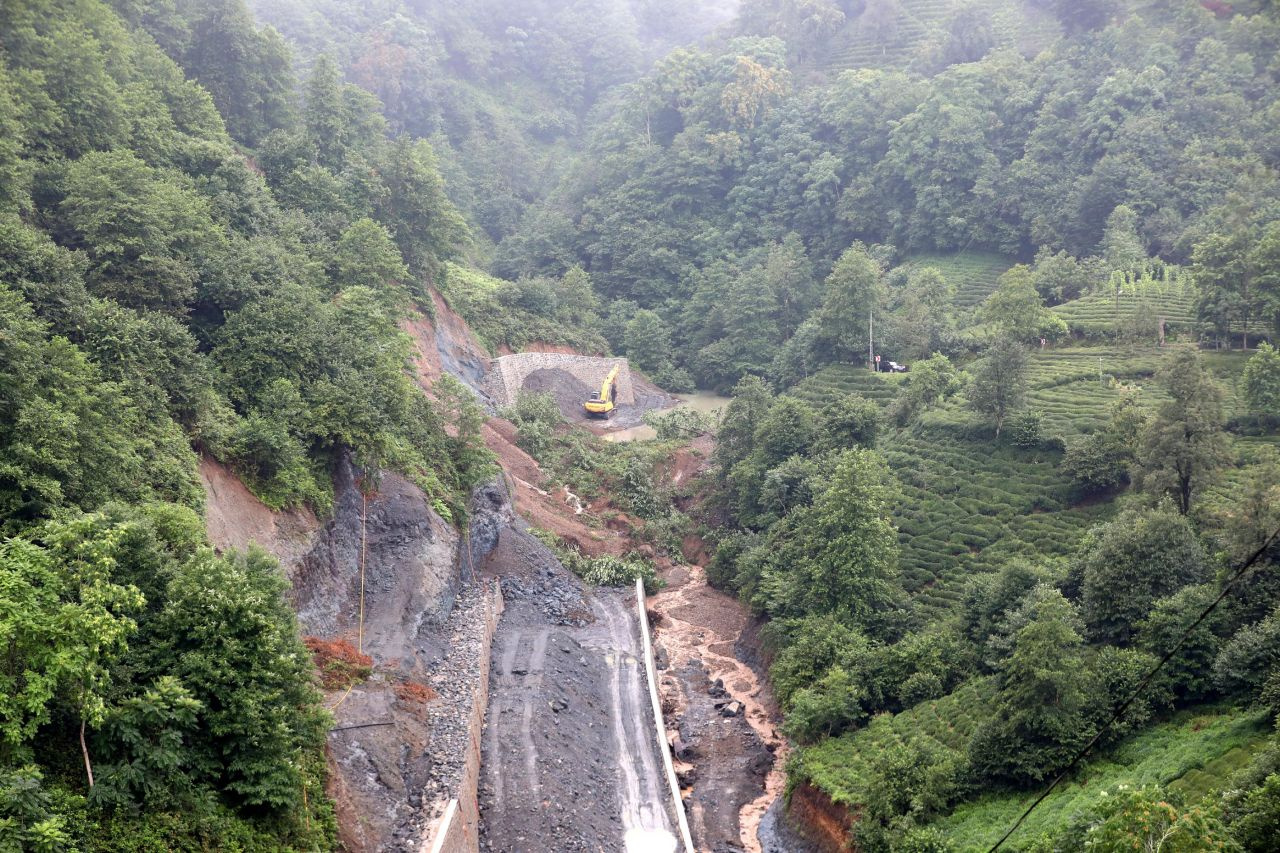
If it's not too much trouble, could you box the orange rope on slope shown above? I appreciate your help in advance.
[328,491,371,715]
[359,491,368,655]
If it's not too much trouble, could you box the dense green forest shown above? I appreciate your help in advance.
[3,0,1280,849]
[589,2,1280,850]
[0,0,496,846]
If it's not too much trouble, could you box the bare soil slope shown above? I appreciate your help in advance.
[198,457,319,575]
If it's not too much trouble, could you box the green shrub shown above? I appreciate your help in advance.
[783,667,867,744]
[643,406,717,440]
[0,766,71,851]
[502,391,562,460]
[567,553,662,594]
[1006,409,1043,447]
[1214,609,1280,700]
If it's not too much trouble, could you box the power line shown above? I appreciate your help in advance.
[987,525,1280,852]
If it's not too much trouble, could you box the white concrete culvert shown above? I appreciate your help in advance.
[635,579,697,853]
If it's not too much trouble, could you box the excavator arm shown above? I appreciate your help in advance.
[583,364,621,418]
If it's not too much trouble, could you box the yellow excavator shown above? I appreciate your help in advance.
[583,364,621,418]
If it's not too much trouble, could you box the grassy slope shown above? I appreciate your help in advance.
[939,708,1272,851]
[791,678,997,806]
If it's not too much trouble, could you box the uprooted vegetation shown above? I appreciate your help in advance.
[304,637,375,691]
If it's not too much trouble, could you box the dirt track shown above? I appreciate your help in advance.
[477,524,677,852]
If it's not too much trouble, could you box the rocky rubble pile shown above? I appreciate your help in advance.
[483,522,592,627]
[392,580,502,849]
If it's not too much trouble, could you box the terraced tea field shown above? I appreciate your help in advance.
[795,693,1269,851]
[901,250,1016,307]
[1052,286,1198,338]
[790,677,997,807]
[789,364,903,408]
[817,0,1060,73]
[884,424,1113,616]
[1022,346,1255,434]
[785,347,1258,619]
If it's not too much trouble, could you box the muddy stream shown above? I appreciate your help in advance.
[648,561,788,852]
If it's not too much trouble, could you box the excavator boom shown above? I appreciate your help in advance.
[583,363,621,418]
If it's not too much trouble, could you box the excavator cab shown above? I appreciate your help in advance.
[584,364,621,418]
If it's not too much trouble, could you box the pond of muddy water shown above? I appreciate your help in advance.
[603,392,731,443]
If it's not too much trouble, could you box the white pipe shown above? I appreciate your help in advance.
[635,578,696,853]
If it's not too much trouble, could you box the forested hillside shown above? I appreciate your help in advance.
[476,0,1280,848]
[469,1,1280,849]
[0,0,494,846]
[499,0,1280,394]
[4,0,1280,849]
[243,0,737,250]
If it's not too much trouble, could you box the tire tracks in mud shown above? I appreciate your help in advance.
[590,594,676,852]
[479,587,678,853]
[487,626,550,812]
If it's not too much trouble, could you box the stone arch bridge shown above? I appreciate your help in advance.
[484,353,635,409]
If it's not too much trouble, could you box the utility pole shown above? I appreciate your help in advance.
[868,309,874,372]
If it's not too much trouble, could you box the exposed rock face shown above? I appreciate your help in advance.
[292,454,461,667]
[290,464,519,853]
[199,452,486,851]
[467,479,516,572]
[401,291,491,397]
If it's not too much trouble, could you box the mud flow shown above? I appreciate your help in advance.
[648,563,815,852]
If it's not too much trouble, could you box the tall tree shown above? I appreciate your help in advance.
[57,150,223,314]
[968,338,1028,437]
[818,246,883,366]
[1077,505,1208,644]
[1242,341,1280,417]
[1101,204,1146,273]
[767,449,904,634]
[714,376,774,474]
[333,218,409,302]
[1193,204,1280,349]
[969,586,1093,785]
[624,309,674,376]
[375,138,467,282]
[1135,350,1230,514]
[980,265,1066,345]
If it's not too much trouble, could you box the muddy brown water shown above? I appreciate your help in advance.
[603,392,732,443]
[648,563,787,852]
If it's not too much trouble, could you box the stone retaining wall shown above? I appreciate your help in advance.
[421,582,505,853]
[484,353,634,408]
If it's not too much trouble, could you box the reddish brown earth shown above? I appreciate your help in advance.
[198,457,319,575]
[651,561,784,852]
[481,417,633,559]
[400,290,491,393]
[787,784,855,853]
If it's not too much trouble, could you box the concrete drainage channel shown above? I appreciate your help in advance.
[636,578,697,853]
